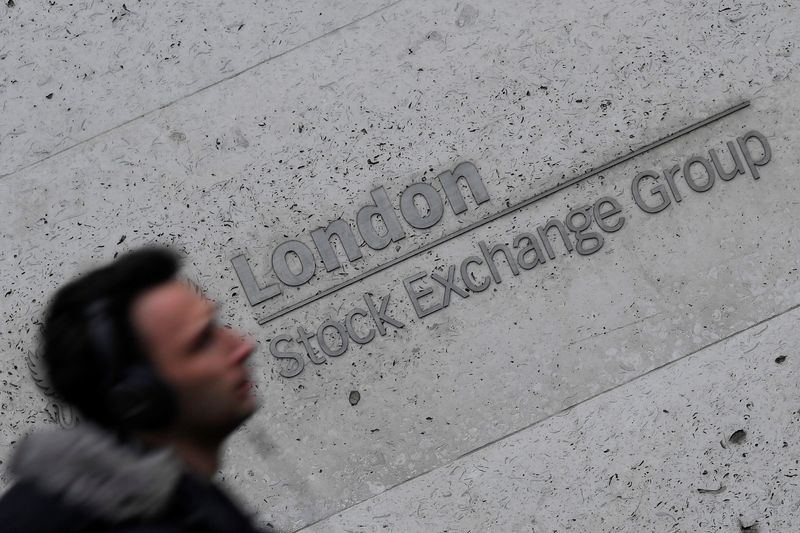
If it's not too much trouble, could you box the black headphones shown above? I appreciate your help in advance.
[84,299,177,430]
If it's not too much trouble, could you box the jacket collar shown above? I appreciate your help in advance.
[10,423,182,523]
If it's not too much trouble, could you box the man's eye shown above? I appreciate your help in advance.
[193,326,215,351]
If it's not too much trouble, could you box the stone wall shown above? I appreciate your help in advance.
[1,1,798,531]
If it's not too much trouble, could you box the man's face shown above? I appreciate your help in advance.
[130,280,256,437]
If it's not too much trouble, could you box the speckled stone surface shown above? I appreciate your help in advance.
[1,0,799,531]
[301,305,800,533]
[0,0,395,177]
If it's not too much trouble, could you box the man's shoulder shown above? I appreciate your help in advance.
[0,480,95,533]
[0,423,186,533]
[0,481,195,533]
[2,424,271,533]
[0,475,271,533]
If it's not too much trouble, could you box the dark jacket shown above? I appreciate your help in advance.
[0,424,274,533]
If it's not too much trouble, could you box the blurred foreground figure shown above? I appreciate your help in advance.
[0,247,274,532]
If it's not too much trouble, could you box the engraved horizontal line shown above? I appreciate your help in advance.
[258,100,750,325]
[0,0,407,180]
[293,301,800,532]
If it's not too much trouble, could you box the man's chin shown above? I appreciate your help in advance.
[235,397,259,425]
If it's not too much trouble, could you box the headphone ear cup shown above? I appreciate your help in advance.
[107,365,177,430]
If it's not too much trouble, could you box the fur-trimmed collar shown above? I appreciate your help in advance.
[10,423,182,523]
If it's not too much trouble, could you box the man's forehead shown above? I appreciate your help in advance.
[131,280,210,346]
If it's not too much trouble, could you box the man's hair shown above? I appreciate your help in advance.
[41,246,180,429]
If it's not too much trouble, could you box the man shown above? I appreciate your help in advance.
[0,247,275,532]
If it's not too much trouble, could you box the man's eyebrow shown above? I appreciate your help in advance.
[188,319,214,350]
[184,300,217,349]
[186,305,217,349]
